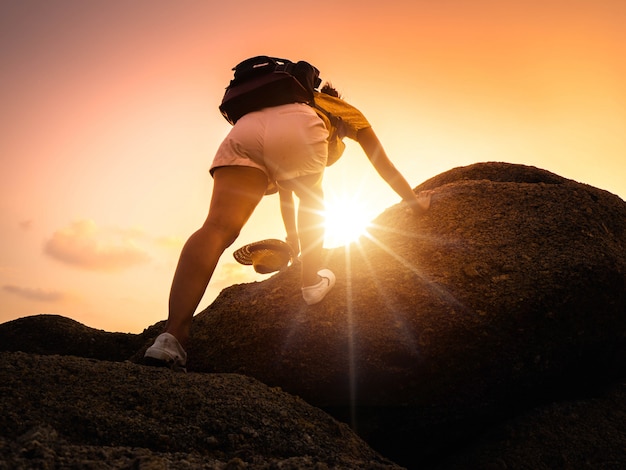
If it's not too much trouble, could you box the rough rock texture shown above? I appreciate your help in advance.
[0,351,399,469]
[2,162,625,469]
[0,314,151,361]
[429,379,626,469]
[140,162,625,464]
[1,350,624,469]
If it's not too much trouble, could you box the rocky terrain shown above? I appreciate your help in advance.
[0,351,399,469]
[2,162,625,469]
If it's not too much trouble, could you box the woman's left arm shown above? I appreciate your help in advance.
[356,126,430,215]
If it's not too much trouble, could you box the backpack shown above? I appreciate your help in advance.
[219,56,321,125]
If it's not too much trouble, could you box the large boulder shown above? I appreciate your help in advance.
[0,351,400,469]
[180,163,625,384]
[155,162,626,464]
[0,314,153,361]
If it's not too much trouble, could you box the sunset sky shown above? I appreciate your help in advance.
[1,0,625,333]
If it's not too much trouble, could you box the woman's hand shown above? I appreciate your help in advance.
[286,234,300,258]
[405,190,434,216]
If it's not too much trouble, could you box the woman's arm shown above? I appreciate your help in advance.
[278,187,300,255]
[356,126,430,215]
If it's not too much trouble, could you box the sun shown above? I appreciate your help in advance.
[323,195,374,248]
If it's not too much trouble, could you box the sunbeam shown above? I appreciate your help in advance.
[362,227,469,312]
[353,238,421,353]
[344,242,358,430]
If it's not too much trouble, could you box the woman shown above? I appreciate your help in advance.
[144,82,430,370]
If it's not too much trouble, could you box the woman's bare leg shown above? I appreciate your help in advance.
[278,173,325,287]
[164,166,268,346]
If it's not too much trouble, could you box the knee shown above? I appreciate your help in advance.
[199,219,240,249]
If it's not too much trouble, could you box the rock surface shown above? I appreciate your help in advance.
[2,162,625,469]
[0,351,399,469]
[144,162,626,464]
[0,314,149,361]
[1,349,624,469]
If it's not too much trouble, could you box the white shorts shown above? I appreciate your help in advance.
[210,103,329,183]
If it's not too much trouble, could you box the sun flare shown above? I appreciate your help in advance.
[323,196,374,248]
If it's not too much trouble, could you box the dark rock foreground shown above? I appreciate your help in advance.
[0,351,398,469]
[2,162,625,469]
[1,350,624,469]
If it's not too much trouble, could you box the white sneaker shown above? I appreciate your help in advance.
[302,269,336,305]
[144,333,187,371]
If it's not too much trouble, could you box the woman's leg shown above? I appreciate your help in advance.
[278,173,325,287]
[164,166,268,346]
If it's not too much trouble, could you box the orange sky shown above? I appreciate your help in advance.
[1,0,625,333]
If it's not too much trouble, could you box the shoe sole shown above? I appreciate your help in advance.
[144,345,187,372]
[143,356,187,372]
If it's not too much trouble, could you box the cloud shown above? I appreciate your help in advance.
[3,284,66,303]
[154,235,184,251]
[44,220,151,271]
[214,261,265,286]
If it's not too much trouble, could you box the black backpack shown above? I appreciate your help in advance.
[219,56,321,125]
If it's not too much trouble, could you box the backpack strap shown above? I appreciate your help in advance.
[313,103,347,139]
[313,103,347,166]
